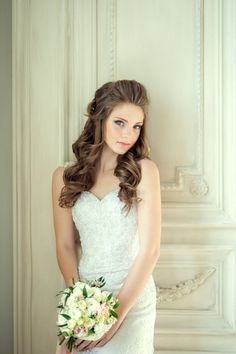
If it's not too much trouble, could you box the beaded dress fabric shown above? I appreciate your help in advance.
[55,162,157,354]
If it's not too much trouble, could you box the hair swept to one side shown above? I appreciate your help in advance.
[59,79,151,215]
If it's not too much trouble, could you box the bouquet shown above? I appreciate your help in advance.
[56,276,120,352]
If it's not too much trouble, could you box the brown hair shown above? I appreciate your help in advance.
[59,79,151,215]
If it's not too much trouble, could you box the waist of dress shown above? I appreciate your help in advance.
[78,264,131,276]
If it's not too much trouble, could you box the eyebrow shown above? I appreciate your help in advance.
[114,117,143,124]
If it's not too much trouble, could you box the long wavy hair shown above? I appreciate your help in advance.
[59,79,151,215]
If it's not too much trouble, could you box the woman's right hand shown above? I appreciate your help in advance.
[57,342,74,354]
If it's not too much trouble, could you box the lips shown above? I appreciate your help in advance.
[118,141,130,146]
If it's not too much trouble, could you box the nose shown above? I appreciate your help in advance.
[122,126,133,139]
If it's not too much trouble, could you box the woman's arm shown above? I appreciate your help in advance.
[116,159,162,320]
[52,166,80,287]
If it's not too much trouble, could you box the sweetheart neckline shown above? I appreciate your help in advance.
[82,187,121,202]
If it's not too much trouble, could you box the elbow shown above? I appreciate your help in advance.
[150,246,160,260]
[139,248,160,261]
[149,244,160,258]
[56,242,76,254]
[152,249,160,260]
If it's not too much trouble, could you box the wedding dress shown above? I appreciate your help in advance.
[55,163,157,354]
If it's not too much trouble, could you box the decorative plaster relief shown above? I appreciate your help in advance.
[156,267,216,304]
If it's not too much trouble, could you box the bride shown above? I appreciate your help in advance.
[52,79,162,353]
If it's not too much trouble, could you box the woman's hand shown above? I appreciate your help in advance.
[74,317,125,352]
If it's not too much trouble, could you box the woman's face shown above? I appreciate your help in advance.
[103,103,144,154]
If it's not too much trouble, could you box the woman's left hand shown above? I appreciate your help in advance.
[74,317,125,352]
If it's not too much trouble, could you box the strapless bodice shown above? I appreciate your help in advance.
[71,188,140,277]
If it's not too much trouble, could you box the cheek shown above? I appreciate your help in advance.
[106,124,120,141]
[133,130,141,141]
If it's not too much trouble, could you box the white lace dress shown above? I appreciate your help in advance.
[55,166,157,354]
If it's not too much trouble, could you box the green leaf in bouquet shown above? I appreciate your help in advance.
[67,336,76,352]
[107,292,113,301]
[62,290,71,296]
[88,276,106,288]
[58,335,65,345]
[82,285,88,297]
[56,305,64,309]
[61,313,71,320]
[64,293,71,305]
[87,328,95,335]
[58,324,67,327]
[98,275,105,283]
[109,309,118,319]
[113,301,120,309]
[56,290,65,297]
[97,276,106,287]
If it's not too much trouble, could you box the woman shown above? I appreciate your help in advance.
[52,79,162,353]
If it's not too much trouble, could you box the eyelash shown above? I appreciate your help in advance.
[114,120,142,130]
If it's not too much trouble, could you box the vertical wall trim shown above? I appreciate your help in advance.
[12,0,32,353]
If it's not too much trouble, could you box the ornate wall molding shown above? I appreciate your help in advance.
[189,177,209,197]
[150,0,204,193]
[156,268,215,304]
[155,245,236,335]
[162,0,236,226]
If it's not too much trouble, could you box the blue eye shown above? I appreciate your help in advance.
[114,120,124,126]
[114,120,142,130]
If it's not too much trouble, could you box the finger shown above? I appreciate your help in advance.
[79,340,94,349]
[74,339,84,346]
[95,340,106,348]
[75,340,94,351]
[77,338,102,351]
[96,332,115,348]
[84,336,104,348]
[94,337,108,348]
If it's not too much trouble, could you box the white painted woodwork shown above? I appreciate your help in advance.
[13,1,236,353]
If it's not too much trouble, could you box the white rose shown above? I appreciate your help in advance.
[67,308,82,320]
[79,282,90,291]
[66,293,76,306]
[73,286,83,297]
[101,291,110,302]
[93,288,102,302]
[84,317,95,328]
[77,299,87,311]
[67,319,77,330]
[94,323,106,335]
[85,298,100,315]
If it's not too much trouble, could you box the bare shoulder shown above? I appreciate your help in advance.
[137,157,159,172]
[52,166,65,188]
[136,158,160,195]
[52,165,65,177]
[52,161,75,187]
[137,157,160,179]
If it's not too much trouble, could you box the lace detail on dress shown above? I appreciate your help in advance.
[72,189,139,276]
[55,160,157,354]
